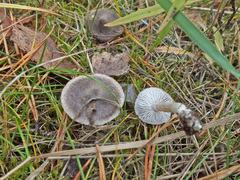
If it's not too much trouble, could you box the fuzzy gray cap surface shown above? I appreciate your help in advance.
[61,74,124,125]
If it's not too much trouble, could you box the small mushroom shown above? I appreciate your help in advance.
[61,74,124,125]
[87,8,124,42]
[135,87,202,135]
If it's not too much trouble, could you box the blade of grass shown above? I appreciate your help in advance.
[105,5,164,27]
[0,135,25,158]
[96,144,106,180]
[35,112,240,159]
[156,0,240,78]
[0,46,107,99]
[0,157,33,180]
[227,80,240,167]
[148,19,175,53]
[156,0,186,34]
[152,141,159,179]
[0,3,58,15]
[213,26,224,51]
[48,93,85,179]
[105,0,201,27]
[73,158,92,180]
[185,130,227,180]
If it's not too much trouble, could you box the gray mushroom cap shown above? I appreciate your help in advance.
[135,87,173,125]
[61,74,124,125]
[87,8,124,42]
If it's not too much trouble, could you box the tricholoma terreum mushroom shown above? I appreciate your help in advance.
[87,8,124,42]
[135,87,202,135]
[61,74,124,125]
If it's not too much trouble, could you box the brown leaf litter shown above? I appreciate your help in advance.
[0,9,13,37]
[10,25,77,70]
[92,52,129,76]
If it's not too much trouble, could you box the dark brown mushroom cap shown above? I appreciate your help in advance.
[87,8,124,42]
[61,74,124,125]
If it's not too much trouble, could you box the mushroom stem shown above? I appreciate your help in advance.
[153,102,202,135]
[153,102,187,114]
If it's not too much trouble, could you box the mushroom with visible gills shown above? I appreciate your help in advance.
[61,74,124,125]
[87,8,124,42]
[134,87,202,135]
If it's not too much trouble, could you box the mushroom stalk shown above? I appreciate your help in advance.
[153,101,202,135]
[153,102,186,114]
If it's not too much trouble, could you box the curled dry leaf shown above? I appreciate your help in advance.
[10,25,77,70]
[92,52,129,76]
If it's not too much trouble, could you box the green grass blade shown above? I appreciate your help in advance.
[156,0,186,34]
[185,130,226,180]
[156,0,240,78]
[212,26,224,51]
[149,19,175,53]
[105,0,201,27]
[105,5,164,26]
[0,135,25,158]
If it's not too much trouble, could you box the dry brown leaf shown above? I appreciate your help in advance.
[92,52,129,76]
[0,9,13,37]
[155,46,196,57]
[10,25,77,70]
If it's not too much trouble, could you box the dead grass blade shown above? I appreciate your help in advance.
[0,46,107,99]
[73,158,92,180]
[2,26,55,81]
[198,164,240,180]
[35,113,240,159]
[145,145,151,180]
[26,160,50,180]
[199,91,227,137]
[126,117,174,161]
[96,144,106,180]
[0,3,59,15]
[0,157,33,180]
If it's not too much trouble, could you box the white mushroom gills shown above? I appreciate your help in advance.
[135,87,202,135]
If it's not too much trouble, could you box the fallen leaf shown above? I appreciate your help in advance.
[0,9,13,37]
[92,52,129,76]
[10,25,77,70]
[155,46,196,58]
